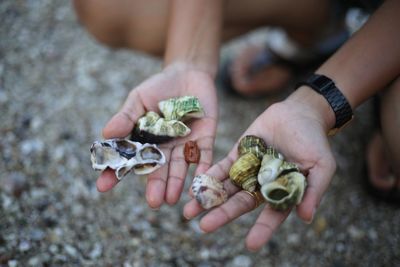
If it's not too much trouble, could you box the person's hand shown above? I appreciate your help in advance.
[96,63,218,209]
[183,90,336,251]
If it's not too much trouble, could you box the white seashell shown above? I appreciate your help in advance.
[192,174,228,209]
[90,138,165,180]
[257,155,283,185]
[260,171,306,211]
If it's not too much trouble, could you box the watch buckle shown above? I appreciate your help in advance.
[327,115,354,136]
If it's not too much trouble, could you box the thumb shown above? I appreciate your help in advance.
[102,90,145,139]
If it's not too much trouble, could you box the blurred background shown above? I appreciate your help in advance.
[0,1,399,266]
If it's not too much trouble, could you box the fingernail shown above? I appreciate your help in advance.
[305,208,316,224]
[149,206,160,211]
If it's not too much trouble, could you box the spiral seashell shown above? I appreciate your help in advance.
[238,135,268,159]
[90,138,166,179]
[192,174,228,209]
[132,111,191,144]
[260,171,306,211]
[257,147,284,186]
[229,152,261,192]
[158,96,204,121]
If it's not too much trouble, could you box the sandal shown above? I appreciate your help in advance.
[217,27,349,98]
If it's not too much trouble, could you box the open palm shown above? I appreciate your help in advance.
[97,64,218,209]
[184,99,336,251]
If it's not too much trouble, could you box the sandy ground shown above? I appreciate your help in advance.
[0,1,399,266]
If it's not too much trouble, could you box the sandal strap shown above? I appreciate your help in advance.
[257,27,349,71]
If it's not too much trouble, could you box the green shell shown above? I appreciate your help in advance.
[132,111,191,143]
[229,152,261,192]
[238,135,268,159]
[158,96,204,121]
[260,171,306,211]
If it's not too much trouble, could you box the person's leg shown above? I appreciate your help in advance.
[73,0,331,57]
[367,76,400,201]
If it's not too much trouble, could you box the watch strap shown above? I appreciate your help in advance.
[296,74,353,135]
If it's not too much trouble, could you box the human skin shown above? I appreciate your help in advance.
[75,0,400,251]
[183,0,400,251]
[85,0,331,208]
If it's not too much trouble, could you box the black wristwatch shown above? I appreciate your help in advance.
[296,74,353,136]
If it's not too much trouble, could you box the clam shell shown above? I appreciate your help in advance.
[90,138,166,179]
[192,174,227,209]
[238,135,268,159]
[260,171,306,211]
[132,111,191,144]
[158,96,204,121]
[229,152,261,192]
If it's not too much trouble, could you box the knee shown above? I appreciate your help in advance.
[73,0,166,55]
[73,0,129,48]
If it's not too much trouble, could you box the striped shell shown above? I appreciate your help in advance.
[238,135,268,159]
[158,96,204,121]
[229,152,261,192]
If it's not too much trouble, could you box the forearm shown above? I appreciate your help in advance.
[164,0,224,77]
[290,0,400,131]
[317,0,400,108]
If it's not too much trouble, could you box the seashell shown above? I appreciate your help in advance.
[279,160,299,175]
[90,138,166,179]
[260,171,306,211]
[257,145,301,186]
[158,96,204,121]
[192,174,228,209]
[238,135,268,159]
[133,145,166,175]
[132,111,191,144]
[257,147,284,186]
[184,140,200,164]
[229,152,261,192]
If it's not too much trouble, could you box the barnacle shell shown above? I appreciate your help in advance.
[158,96,204,121]
[238,135,268,159]
[184,140,200,164]
[229,152,261,192]
[192,174,228,209]
[90,138,166,179]
[261,171,306,211]
[132,111,191,144]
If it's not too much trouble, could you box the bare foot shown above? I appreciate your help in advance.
[366,132,398,193]
[229,44,292,97]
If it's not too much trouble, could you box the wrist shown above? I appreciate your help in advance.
[163,60,218,78]
[286,86,336,133]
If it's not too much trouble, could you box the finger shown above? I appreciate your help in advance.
[183,154,238,219]
[245,206,290,251]
[103,90,146,139]
[296,157,336,223]
[96,168,119,192]
[194,135,214,176]
[199,191,260,233]
[165,144,189,205]
[145,146,172,209]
